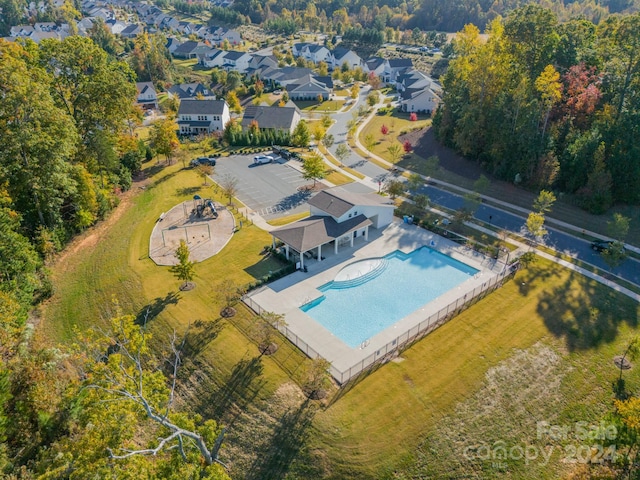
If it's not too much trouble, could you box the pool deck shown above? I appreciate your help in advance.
[245,219,505,377]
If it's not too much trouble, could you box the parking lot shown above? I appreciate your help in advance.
[212,153,311,219]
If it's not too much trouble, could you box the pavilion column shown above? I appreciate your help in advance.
[334,240,339,254]
[317,244,322,261]
[350,233,354,247]
[285,244,290,260]
[272,236,276,248]
[364,226,369,241]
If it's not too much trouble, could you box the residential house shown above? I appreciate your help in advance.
[260,66,313,88]
[285,74,333,101]
[173,41,209,59]
[105,19,128,35]
[363,57,385,77]
[165,37,182,54]
[383,58,413,84]
[397,70,440,114]
[330,47,363,70]
[177,99,230,135]
[241,105,301,134]
[270,187,395,269]
[198,48,227,68]
[220,50,251,73]
[300,44,331,64]
[246,54,278,75]
[120,23,143,38]
[136,82,158,109]
[168,83,212,100]
[292,42,310,58]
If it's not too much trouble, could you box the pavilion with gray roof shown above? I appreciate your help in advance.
[270,187,395,269]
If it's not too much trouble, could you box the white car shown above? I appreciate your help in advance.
[254,155,274,165]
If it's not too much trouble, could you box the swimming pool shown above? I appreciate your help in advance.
[300,247,478,348]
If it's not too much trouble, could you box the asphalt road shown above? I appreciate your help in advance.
[212,154,310,219]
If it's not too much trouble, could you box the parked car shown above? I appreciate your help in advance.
[590,240,615,252]
[190,157,216,167]
[253,155,274,165]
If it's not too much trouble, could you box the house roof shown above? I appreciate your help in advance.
[136,81,156,96]
[307,44,328,54]
[241,105,299,130]
[308,187,393,217]
[121,24,141,34]
[388,58,413,68]
[173,40,203,55]
[178,99,227,115]
[168,83,209,99]
[272,215,372,253]
[223,50,246,61]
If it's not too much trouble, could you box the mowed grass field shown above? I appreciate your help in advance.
[39,154,640,479]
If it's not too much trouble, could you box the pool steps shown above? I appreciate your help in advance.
[331,258,389,289]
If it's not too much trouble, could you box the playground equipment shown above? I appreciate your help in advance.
[194,198,218,218]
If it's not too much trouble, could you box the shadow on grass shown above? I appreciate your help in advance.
[176,186,204,197]
[184,318,225,356]
[209,355,266,423]
[533,269,639,351]
[244,255,289,280]
[136,292,180,327]
[247,399,316,480]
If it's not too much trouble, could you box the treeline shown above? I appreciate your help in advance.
[0,37,141,323]
[223,118,293,146]
[341,26,386,49]
[209,5,248,26]
[434,6,640,213]
[174,0,207,15]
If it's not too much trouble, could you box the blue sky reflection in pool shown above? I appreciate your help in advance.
[300,247,478,348]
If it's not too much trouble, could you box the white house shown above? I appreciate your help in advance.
[364,57,386,76]
[400,89,440,115]
[136,82,158,109]
[383,58,413,84]
[303,44,331,63]
[177,99,230,135]
[270,187,395,269]
[285,74,333,101]
[220,50,251,73]
[199,48,227,68]
[330,47,362,70]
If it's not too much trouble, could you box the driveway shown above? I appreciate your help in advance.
[212,154,311,219]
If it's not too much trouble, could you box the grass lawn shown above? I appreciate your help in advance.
[267,211,310,226]
[39,138,640,479]
[294,99,346,112]
[358,112,431,164]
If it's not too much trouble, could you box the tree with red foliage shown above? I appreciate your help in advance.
[368,71,381,90]
[380,124,389,135]
[409,112,418,121]
[403,140,413,153]
[561,63,602,128]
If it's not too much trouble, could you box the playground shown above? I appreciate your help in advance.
[149,195,235,266]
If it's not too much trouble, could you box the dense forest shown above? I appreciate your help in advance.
[434,6,640,212]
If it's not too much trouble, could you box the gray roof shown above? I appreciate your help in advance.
[168,83,209,99]
[241,105,299,130]
[308,187,392,217]
[223,50,246,60]
[388,58,413,68]
[173,40,203,55]
[272,215,372,253]
[178,99,227,115]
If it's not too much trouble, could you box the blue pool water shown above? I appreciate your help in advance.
[300,247,478,348]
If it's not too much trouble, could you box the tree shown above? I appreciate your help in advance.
[225,70,242,91]
[414,194,430,210]
[253,78,264,97]
[226,91,242,114]
[364,134,376,153]
[533,189,557,214]
[525,212,547,243]
[407,173,424,193]
[170,240,196,289]
[380,124,389,136]
[350,84,360,100]
[535,64,562,138]
[150,118,179,163]
[254,311,287,355]
[387,143,402,164]
[301,153,326,187]
[425,155,440,175]
[409,112,418,121]
[321,113,332,129]
[312,124,326,143]
[302,358,332,399]
[607,213,630,241]
[292,120,311,147]
[39,37,136,163]
[385,179,405,199]
[602,242,628,270]
[322,133,334,150]
[335,143,350,166]
[403,140,413,153]
[473,174,490,194]
[219,174,239,206]
[196,164,214,185]
[218,279,244,318]
[368,71,381,90]
[59,314,230,477]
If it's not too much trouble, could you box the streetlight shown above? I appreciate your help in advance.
[501,247,511,274]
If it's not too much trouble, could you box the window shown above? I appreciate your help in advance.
[197,115,207,121]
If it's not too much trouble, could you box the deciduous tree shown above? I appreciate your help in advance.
[170,240,196,289]
[301,153,326,186]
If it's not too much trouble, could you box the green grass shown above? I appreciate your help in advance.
[267,211,311,226]
[39,138,640,479]
[294,99,346,112]
[358,112,431,163]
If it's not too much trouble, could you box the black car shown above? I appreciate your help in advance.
[190,157,217,167]
[591,240,615,252]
